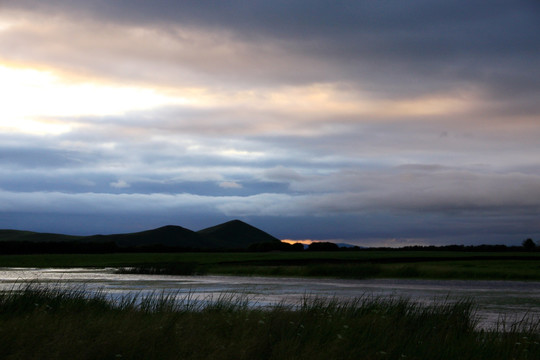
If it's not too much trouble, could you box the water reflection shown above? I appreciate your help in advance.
[1,268,539,329]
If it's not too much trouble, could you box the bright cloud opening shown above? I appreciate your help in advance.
[0,65,186,135]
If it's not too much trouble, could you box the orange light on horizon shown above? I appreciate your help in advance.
[281,239,317,245]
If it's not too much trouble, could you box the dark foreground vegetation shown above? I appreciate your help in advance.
[0,286,538,360]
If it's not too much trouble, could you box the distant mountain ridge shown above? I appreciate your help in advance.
[0,220,281,250]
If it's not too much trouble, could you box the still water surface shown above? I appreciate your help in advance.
[1,268,539,329]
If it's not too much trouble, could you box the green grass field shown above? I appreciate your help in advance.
[1,251,539,280]
[0,286,538,360]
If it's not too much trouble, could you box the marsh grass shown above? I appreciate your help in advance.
[0,286,538,360]
[2,252,540,280]
[116,262,207,275]
[208,260,540,280]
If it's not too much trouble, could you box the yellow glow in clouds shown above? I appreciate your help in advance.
[0,65,183,135]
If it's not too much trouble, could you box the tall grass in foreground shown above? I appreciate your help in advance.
[0,286,538,360]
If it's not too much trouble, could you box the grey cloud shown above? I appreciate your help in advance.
[288,166,540,215]
[0,10,326,89]
[218,181,242,189]
[0,159,290,197]
[0,133,113,169]
[10,1,537,42]
[255,123,540,172]
[75,102,540,169]
[0,189,218,214]
[261,166,305,183]
[3,1,538,98]
[0,147,84,168]
[151,166,540,219]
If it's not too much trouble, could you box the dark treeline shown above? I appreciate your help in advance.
[367,244,536,252]
[0,241,208,255]
[0,240,537,254]
[245,241,538,253]
[369,243,538,253]
[0,241,120,254]
[247,241,304,252]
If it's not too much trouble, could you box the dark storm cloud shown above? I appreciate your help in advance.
[4,0,539,97]
[11,0,537,42]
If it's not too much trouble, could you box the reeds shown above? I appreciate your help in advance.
[116,262,207,275]
[0,286,538,360]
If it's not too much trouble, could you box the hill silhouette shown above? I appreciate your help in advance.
[0,220,281,251]
[197,220,280,249]
[86,225,209,248]
[0,230,81,242]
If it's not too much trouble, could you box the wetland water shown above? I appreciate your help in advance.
[1,267,539,329]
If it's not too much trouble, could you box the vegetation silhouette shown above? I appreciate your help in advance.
[307,242,339,251]
[1,286,538,360]
[522,238,537,251]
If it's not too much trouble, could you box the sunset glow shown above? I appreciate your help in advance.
[281,239,316,246]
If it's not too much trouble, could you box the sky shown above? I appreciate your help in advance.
[0,0,539,247]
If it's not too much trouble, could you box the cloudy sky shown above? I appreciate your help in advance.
[0,0,539,246]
